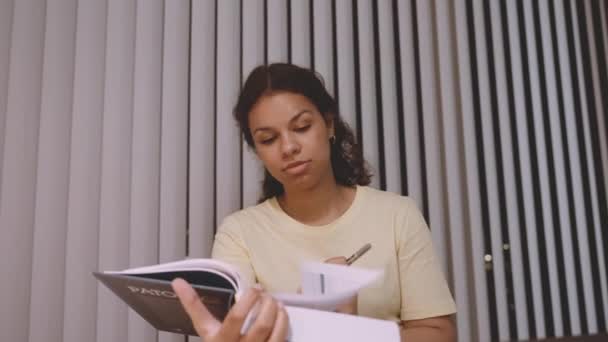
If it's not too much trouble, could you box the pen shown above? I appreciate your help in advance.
[345,243,372,265]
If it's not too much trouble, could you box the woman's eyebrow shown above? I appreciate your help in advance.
[252,110,312,135]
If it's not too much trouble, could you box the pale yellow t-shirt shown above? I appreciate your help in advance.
[211,185,457,321]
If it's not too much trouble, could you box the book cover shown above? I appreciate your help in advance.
[94,271,235,336]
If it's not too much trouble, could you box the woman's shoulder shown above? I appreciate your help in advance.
[218,199,275,232]
[358,185,419,212]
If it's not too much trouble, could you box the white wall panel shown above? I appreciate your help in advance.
[159,0,189,263]
[335,0,357,131]
[377,0,401,195]
[267,0,288,63]
[396,0,424,208]
[356,0,380,189]
[416,0,449,273]
[159,4,190,342]
[0,0,13,194]
[128,1,163,341]
[62,1,106,342]
[290,0,311,68]
[0,1,45,341]
[242,0,265,208]
[435,1,471,341]
[189,0,216,259]
[313,0,333,95]
[28,1,77,342]
[216,0,242,228]
[96,1,136,341]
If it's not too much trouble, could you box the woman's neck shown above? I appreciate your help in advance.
[278,177,356,226]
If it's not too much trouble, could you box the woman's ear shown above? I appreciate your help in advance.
[325,112,335,137]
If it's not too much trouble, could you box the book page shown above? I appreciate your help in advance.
[272,262,382,311]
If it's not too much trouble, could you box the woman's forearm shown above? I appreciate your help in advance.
[399,316,457,342]
[400,326,456,342]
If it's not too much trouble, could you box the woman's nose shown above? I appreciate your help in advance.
[281,135,300,158]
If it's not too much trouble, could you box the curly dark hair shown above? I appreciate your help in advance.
[234,63,372,202]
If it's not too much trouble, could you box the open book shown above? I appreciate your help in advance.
[94,258,400,341]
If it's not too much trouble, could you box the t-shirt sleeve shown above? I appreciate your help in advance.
[397,198,457,321]
[211,215,257,286]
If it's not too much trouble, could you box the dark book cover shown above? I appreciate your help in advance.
[93,270,237,336]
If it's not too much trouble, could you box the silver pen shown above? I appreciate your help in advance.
[345,243,372,265]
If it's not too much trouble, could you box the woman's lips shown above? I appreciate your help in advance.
[283,160,311,175]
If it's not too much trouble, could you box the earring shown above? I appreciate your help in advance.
[329,135,336,144]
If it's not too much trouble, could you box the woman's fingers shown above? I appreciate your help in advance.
[218,287,263,341]
[171,278,221,338]
[324,256,347,265]
[241,293,278,342]
[267,303,290,342]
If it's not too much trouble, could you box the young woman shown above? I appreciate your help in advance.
[172,63,457,342]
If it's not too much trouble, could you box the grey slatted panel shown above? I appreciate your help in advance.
[313,0,333,95]
[598,9,608,322]
[453,1,490,340]
[159,2,189,341]
[0,0,45,340]
[189,0,216,258]
[588,1,608,200]
[524,0,565,334]
[595,2,608,208]
[216,0,241,225]
[356,0,379,189]
[586,0,608,249]
[28,1,77,342]
[290,0,310,68]
[63,1,106,341]
[554,0,599,332]
[539,0,582,335]
[129,1,163,341]
[96,0,136,341]
[242,0,265,208]
[434,0,471,341]
[335,0,356,131]
[0,0,13,195]
[396,0,424,207]
[473,0,516,337]
[572,3,606,332]
[488,0,530,338]
[505,0,547,336]
[472,0,512,336]
[599,2,608,211]
[376,0,401,194]
[267,0,288,63]
[582,0,608,327]
[416,0,449,271]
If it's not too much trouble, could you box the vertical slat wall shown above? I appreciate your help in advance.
[1,1,608,342]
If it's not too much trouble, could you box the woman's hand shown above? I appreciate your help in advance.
[324,256,358,315]
[172,278,289,342]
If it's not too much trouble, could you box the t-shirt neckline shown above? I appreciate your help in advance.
[266,185,365,234]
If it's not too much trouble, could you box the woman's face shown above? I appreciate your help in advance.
[248,91,334,191]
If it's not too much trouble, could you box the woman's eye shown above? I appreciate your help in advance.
[294,125,310,132]
[259,137,276,145]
